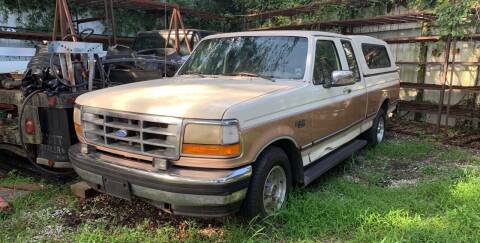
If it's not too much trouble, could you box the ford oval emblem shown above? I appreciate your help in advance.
[115,129,128,137]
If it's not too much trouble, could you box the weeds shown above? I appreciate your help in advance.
[0,137,479,242]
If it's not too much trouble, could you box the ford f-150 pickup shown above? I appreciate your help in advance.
[69,31,400,217]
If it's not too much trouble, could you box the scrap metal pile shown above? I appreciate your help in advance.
[19,37,184,98]
[20,44,84,97]
[102,44,184,84]
[0,0,204,180]
[19,27,106,97]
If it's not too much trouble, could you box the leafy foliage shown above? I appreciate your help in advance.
[409,0,480,37]
[111,9,158,36]
[0,0,55,31]
[0,0,478,36]
[232,0,310,13]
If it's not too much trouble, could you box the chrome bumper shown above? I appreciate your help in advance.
[69,144,251,216]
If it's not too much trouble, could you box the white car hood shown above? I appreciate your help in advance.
[75,76,300,119]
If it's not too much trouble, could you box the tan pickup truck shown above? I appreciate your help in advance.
[70,31,399,217]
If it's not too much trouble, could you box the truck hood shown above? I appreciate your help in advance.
[75,76,300,119]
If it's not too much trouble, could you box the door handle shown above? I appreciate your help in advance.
[343,88,352,94]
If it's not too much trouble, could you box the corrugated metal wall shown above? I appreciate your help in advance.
[353,7,479,127]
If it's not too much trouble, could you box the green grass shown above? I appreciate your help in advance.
[0,170,36,187]
[0,137,479,242]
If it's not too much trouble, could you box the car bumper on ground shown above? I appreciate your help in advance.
[68,144,251,217]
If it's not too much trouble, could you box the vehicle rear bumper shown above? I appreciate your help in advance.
[68,144,251,217]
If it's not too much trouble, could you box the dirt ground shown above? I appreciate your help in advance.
[388,118,480,151]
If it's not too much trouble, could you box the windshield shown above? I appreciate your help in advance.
[133,35,166,51]
[178,36,308,80]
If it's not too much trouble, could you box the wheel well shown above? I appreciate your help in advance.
[380,98,389,112]
[262,139,304,186]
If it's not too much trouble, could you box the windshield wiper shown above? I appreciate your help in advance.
[225,72,275,81]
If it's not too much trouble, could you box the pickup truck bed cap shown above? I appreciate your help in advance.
[347,35,389,45]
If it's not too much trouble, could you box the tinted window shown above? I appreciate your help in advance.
[361,43,391,69]
[179,36,308,80]
[341,40,360,82]
[313,40,341,84]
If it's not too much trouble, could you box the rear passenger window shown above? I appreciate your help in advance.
[313,40,340,84]
[341,40,360,82]
[361,44,391,69]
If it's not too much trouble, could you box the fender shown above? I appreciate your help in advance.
[252,135,300,162]
[367,85,396,118]
[252,135,305,185]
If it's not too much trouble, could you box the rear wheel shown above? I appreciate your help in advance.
[243,146,292,218]
[363,108,386,146]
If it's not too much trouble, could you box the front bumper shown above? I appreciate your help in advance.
[68,144,251,217]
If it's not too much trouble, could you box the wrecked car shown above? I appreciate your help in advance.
[103,29,216,84]
[0,34,112,179]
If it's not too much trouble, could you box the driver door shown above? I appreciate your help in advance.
[309,38,350,140]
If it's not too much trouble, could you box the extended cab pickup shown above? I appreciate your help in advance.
[69,31,400,217]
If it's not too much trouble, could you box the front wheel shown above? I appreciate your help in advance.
[363,108,386,146]
[242,146,292,218]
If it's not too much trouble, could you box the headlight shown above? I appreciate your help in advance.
[73,104,85,143]
[182,121,241,157]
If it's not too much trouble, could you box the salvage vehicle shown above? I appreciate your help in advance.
[0,28,212,179]
[104,29,216,84]
[0,34,107,179]
[70,31,400,217]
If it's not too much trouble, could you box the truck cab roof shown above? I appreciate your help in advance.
[203,31,389,46]
[204,30,348,40]
[137,29,217,37]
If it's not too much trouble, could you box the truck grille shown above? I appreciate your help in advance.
[81,107,182,160]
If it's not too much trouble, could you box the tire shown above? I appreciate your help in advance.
[363,108,386,146]
[242,146,292,219]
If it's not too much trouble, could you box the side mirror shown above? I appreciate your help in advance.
[323,70,355,88]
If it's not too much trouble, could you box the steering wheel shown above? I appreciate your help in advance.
[79,28,94,41]
[60,28,94,42]
[62,33,81,41]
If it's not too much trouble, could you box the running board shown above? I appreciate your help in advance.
[303,139,367,186]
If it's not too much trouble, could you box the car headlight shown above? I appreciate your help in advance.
[182,121,241,157]
[73,104,85,143]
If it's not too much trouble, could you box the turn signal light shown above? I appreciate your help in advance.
[25,119,35,135]
[182,143,241,157]
[74,123,85,143]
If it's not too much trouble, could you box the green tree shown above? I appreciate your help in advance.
[409,0,480,37]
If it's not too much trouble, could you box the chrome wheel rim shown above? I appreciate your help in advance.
[263,165,287,214]
[377,116,385,143]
